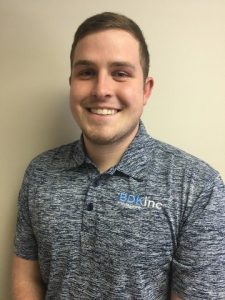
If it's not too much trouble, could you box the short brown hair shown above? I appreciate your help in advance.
[70,12,150,79]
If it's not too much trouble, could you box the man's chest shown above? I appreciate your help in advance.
[30,171,180,266]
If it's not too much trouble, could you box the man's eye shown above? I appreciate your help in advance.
[114,71,128,77]
[112,71,130,81]
[77,69,95,78]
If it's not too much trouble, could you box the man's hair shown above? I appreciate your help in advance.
[70,12,150,79]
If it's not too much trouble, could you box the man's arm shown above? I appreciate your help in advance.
[12,255,45,300]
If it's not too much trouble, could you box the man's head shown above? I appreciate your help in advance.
[70,12,150,80]
[69,12,153,149]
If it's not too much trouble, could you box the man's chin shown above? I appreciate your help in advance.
[84,133,119,146]
[81,121,140,147]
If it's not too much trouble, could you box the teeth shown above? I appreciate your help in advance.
[90,108,117,115]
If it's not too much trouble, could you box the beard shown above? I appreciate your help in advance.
[81,121,140,147]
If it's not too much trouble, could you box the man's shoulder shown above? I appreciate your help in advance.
[26,140,80,173]
[147,137,220,184]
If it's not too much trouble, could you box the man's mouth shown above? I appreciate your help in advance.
[88,108,118,115]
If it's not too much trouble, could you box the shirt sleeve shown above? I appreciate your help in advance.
[14,166,38,260]
[172,174,225,300]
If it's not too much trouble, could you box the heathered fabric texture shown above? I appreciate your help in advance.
[15,122,225,299]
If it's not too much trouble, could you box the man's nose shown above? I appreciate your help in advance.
[91,72,113,99]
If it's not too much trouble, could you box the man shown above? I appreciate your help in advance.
[12,12,225,299]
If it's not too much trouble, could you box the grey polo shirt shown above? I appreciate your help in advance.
[15,122,225,299]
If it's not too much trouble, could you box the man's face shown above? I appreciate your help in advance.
[69,29,153,147]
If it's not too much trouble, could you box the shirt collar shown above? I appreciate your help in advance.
[72,136,87,167]
[114,121,153,180]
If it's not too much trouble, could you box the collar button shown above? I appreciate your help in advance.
[87,203,93,211]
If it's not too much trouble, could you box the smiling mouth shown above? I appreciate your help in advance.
[88,108,119,115]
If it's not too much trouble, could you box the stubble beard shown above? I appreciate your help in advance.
[82,121,140,147]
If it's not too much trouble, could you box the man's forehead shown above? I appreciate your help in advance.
[73,29,140,61]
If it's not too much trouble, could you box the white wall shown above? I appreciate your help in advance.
[1,1,225,298]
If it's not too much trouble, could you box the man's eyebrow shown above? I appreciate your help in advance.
[110,61,136,70]
[73,60,94,68]
[73,60,136,70]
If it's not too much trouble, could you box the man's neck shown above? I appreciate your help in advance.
[83,130,138,173]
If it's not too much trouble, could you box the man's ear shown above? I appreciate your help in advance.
[143,76,154,105]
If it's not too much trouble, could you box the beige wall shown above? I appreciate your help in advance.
[1,0,225,298]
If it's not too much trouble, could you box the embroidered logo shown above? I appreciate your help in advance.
[118,192,163,210]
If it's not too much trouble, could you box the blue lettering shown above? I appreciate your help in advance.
[127,194,136,204]
[119,192,127,202]
[135,196,143,206]
[117,192,163,210]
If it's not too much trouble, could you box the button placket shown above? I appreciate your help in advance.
[82,177,104,252]
[82,178,101,227]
